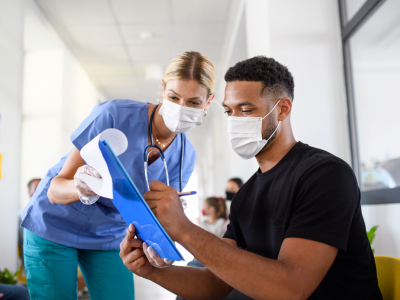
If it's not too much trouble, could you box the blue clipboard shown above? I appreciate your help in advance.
[99,139,184,261]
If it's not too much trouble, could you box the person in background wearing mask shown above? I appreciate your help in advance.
[225,177,243,216]
[201,197,227,238]
[20,51,215,300]
[120,56,382,300]
[225,178,243,201]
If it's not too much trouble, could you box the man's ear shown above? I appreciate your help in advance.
[278,97,292,121]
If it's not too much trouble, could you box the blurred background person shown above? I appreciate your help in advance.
[17,178,41,282]
[0,284,29,300]
[201,197,227,238]
[225,178,243,215]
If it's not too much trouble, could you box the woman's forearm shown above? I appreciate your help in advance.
[48,177,80,205]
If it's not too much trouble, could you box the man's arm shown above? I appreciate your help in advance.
[140,181,338,300]
[178,224,337,300]
[120,224,233,300]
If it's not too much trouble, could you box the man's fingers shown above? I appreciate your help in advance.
[126,237,143,249]
[120,224,139,257]
[143,190,163,201]
[149,180,171,192]
[124,248,147,269]
[126,223,135,238]
[145,200,159,210]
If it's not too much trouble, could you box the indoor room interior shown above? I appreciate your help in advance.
[0,0,399,299]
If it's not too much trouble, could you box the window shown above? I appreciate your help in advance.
[339,0,400,204]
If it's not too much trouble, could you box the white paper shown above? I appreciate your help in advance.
[77,128,128,199]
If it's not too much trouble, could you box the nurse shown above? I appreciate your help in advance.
[20,51,215,300]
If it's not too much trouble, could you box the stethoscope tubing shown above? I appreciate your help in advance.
[144,104,183,192]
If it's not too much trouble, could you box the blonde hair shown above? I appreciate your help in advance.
[164,51,215,96]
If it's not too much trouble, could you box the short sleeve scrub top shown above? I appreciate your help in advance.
[21,99,197,250]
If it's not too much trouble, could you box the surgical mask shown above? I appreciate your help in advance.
[159,99,204,133]
[227,99,281,160]
[226,191,235,201]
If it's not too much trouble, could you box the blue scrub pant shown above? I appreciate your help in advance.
[23,229,135,300]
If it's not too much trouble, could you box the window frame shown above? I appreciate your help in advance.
[337,0,400,204]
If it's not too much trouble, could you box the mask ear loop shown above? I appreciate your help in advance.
[262,98,283,144]
[265,121,281,144]
[262,98,282,120]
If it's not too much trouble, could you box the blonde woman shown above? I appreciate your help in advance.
[21,51,215,300]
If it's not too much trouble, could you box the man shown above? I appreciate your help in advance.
[120,57,382,300]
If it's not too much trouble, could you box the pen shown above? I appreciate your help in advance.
[178,191,197,197]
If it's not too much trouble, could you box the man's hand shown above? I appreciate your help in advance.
[144,181,192,242]
[119,224,153,277]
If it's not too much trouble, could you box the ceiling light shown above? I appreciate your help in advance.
[145,65,163,82]
[140,32,153,40]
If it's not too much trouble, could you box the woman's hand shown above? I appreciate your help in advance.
[120,224,154,278]
[74,165,101,205]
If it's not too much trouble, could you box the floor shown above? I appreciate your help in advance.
[78,244,192,299]
[134,275,177,300]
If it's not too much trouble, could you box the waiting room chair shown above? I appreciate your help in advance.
[375,255,400,300]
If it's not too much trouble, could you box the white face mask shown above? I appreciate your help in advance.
[227,99,281,160]
[159,99,204,133]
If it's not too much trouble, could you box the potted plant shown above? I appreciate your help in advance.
[367,226,378,255]
[0,269,21,285]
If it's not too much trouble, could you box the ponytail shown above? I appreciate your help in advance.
[205,197,227,220]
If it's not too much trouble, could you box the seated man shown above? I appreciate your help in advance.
[119,56,382,300]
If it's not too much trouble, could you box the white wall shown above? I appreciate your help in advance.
[0,0,24,271]
[191,0,350,202]
[362,204,400,257]
[269,0,350,163]
[19,0,104,208]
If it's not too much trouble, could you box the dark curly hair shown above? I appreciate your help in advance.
[224,56,294,101]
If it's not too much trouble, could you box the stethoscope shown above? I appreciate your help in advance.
[143,104,184,192]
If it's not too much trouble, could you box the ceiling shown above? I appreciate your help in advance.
[350,0,400,67]
[35,0,238,101]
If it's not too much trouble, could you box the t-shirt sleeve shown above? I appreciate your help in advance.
[70,101,117,151]
[284,158,359,252]
[223,204,245,243]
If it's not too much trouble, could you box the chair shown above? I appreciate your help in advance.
[375,255,400,300]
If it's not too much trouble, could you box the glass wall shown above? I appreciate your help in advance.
[349,0,400,192]
[345,0,368,21]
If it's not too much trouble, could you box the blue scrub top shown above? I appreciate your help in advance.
[21,100,196,250]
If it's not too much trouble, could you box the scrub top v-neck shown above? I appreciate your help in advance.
[21,100,196,250]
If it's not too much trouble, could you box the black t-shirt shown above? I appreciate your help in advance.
[223,142,382,300]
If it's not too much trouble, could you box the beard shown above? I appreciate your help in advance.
[256,114,280,156]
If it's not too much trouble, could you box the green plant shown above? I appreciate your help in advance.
[0,268,21,285]
[367,225,378,255]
